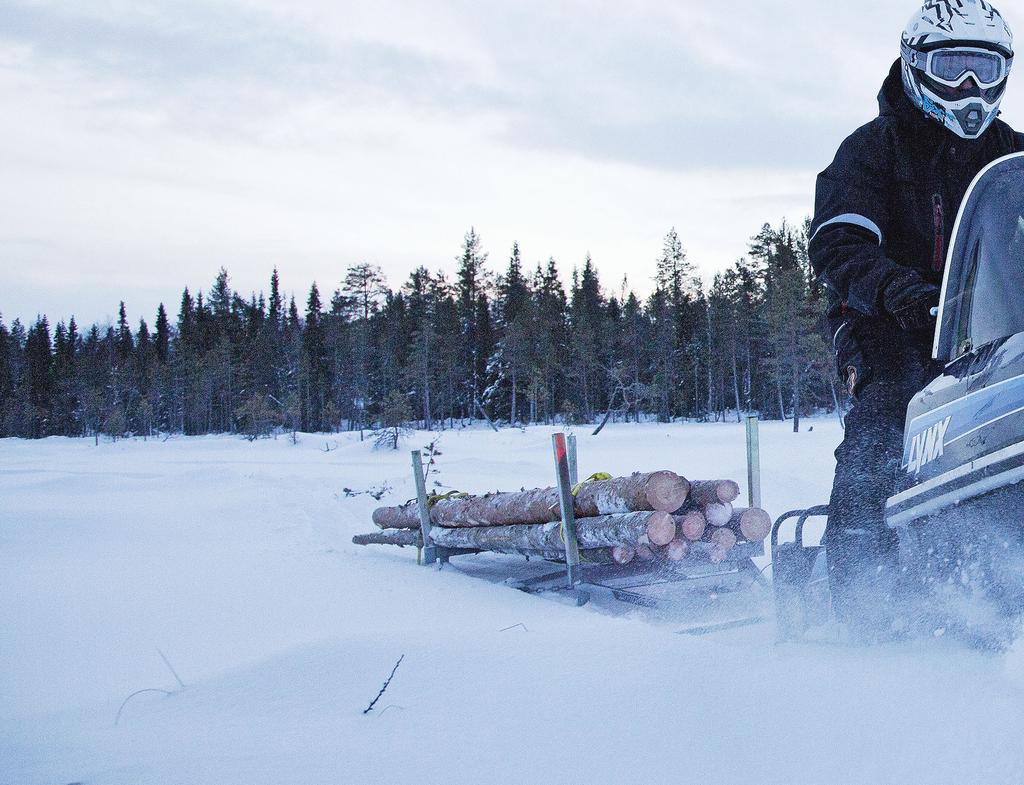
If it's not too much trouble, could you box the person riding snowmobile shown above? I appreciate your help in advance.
[809,0,1024,633]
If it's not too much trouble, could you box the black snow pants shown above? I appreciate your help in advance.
[825,329,939,627]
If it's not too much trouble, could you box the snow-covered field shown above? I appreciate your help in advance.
[3,419,1024,785]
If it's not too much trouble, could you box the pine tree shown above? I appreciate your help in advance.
[344,263,385,431]
[0,315,11,429]
[344,263,386,321]
[116,302,133,359]
[268,268,283,330]
[155,304,170,363]
[403,267,438,429]
[209,267,232,323]
[455,228,489,406]
[568,255,606,421]
[24,316,54,437]
[532,258,568,423]
[494,243,532,424]
[301,282,327,431]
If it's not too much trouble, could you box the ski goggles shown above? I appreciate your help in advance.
[903,44,1012,88]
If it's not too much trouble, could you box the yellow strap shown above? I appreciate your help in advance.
[427,490,468,508]
[571,472,612,497]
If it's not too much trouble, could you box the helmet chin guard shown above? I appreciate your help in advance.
[901,0,1014,139]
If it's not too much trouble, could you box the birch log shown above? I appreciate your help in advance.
[611,545,636,566]
[372,471,689,530]
[351,530,628,564]
[676,511,707,542]
[709,527,738,564]
[635,544,656,562]
[428,511,676,552]
[666,539,690,562]
[370,503,423,530]
[352,530,423,547]
[689,480,742,507]
[726,507,773,542]
[704,502,734,528]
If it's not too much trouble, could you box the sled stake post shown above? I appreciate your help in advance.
[567,434,579,487]
[552,433,583,589]
[412,450,440,565]
[745,416,762,509]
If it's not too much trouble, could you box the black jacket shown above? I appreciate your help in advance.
[810,60,1024,389]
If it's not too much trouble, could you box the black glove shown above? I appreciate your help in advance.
[882,270,940,332]
[834,312,873,399]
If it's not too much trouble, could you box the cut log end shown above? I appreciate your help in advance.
[611,545,636,565]
[644,471,690,513]
[738,507,772,542]
[353,530,423,548]
[646,511,677,546]
[678,511,707,542]
[690,479,742,507]
[709,526,737,565]
[635,544,656,562]
[704,502,733,528]
[710,527,738,551]
[716,480,741,504]
[371,504,421,530]
[666,539,690,562]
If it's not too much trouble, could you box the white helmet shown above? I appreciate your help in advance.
[901,0,1014,139]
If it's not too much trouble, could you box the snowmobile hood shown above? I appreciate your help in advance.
[888,153,1024,529]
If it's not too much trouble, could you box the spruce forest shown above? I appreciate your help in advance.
[0,221,845,442]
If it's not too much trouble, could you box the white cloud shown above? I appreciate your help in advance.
[3,0,1024,326]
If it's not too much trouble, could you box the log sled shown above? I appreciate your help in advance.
[353,446,770,613]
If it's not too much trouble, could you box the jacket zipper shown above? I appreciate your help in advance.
[932,193,945,272]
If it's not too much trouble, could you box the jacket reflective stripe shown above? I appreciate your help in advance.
[811,213,884,245]
[833,320,851,350]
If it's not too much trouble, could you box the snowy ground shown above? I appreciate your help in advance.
[3,419,1024,785]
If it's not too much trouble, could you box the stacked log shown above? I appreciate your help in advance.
[661,480,772,568]
[730,507,772,542]
[666,539,690,562]
[703,502,733,528]
[677,511,707,542]
[635,544,656,562]
[355,470,771,572]
[427,511,676,553]
[709,528,738,564]
[372,471,689,530]
[610,545,636,566]
[353,530,423,548]
[688,480,741,507]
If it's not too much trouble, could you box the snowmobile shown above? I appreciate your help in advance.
[774,152,1024,647]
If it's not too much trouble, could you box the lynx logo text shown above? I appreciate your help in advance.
[907,416,952,476]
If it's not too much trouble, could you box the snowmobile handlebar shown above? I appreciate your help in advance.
[771,505,830,551]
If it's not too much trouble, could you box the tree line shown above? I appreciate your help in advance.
[0,221,844,442]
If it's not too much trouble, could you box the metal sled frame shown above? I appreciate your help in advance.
[505,540,768,615]
[771,505,831,640]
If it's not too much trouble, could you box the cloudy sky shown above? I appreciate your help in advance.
[4,0,1024,327]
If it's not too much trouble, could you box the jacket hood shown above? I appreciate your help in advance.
[878,58,913,119]
[879,57,960,144]
[881,57,1000,145]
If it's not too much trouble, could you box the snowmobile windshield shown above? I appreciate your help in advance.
[938,154,1024,360]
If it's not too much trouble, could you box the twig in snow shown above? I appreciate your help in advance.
[376,705,406,717]
[114,650,186,726]
[157,648,186,690]
[363,655,405,715]
[500,623,529,632]
[114,688,174,726]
